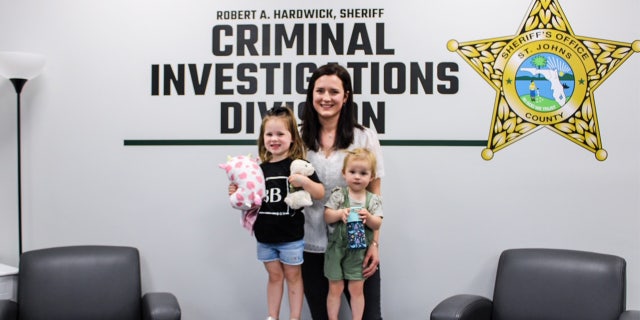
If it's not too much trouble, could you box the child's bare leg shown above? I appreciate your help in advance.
[327,279,344,320]
[264,261,285,319]
[348,280,365,320]
[283,264,303,319]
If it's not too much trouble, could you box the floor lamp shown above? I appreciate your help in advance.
[0,52,46,256]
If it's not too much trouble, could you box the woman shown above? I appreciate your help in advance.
[300,63,385,320]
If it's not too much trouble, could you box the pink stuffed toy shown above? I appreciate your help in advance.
[219,155,265,232]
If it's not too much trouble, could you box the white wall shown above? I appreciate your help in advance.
[0,0,638,319]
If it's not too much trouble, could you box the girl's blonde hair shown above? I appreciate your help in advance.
[342,148,377,178]
[258,106,306,162]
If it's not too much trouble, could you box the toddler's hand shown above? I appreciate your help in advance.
[341,208,349,224]
[359,208,371,224]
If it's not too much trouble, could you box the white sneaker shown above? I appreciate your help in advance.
[265,317,278,320]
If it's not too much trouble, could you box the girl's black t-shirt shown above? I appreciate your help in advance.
[254,158,320,243]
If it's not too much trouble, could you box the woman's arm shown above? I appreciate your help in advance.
[363,177,381,278]
[366,177,381,195]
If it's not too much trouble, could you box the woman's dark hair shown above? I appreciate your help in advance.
[301,63,363,152]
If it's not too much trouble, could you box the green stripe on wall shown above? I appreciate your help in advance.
[381,140,486,146]
[123,139,487,147]
[124,139,257,146]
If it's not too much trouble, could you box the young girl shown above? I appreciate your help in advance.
[233,106,324,320]
[323,148,383,320]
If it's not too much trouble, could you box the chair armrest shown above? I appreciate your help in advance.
[142,292,181,320]
[619,310,640,320]
[430,294,492,320]
[0,300,17,320]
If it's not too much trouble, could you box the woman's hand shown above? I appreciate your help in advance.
[363,176,382,278]
[362,241,380,278]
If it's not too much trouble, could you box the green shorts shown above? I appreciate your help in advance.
[324,223,368,281]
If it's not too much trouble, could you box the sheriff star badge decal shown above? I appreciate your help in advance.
[448,0,639,161]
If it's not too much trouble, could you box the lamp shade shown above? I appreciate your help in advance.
[0,51,46,80]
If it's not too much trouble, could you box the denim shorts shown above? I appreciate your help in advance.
[257,239,304,265]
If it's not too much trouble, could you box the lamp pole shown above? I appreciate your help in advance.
[0,51,45,259]
[10,78,28,255]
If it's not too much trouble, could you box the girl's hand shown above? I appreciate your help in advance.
[288,174,307,188]
[228,183,237,196]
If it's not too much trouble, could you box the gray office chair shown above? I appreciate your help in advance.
[0,245,181,320]
[430,248,640,320]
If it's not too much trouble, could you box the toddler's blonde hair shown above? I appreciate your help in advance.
[342,148,377,178]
